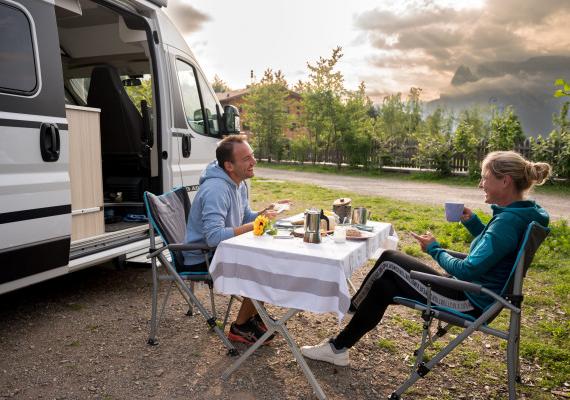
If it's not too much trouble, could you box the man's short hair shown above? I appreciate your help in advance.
[216,134,249,171]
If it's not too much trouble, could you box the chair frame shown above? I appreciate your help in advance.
[390,221,549,400]
[144,188,238,356]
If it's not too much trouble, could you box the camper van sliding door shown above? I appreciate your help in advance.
[0,0,71,293]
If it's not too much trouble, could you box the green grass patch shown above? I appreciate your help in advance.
[376,338,397,353]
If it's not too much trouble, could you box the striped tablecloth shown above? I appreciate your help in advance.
[210,221,398,320]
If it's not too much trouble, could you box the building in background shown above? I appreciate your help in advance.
[217,88,307,140]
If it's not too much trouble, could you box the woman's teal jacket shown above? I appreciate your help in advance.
[426,200,549,310]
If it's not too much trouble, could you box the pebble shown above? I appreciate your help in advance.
[155,368,165,377]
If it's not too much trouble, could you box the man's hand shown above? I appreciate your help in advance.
[262,199,292,216]
[460,207,473,222]
[263,210,278,220]
[410,231,436,252]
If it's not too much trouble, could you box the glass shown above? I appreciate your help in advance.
[333,225,346,243]
[175,59,205,134]
[0,3,37,94]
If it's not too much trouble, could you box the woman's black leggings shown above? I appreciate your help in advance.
[333,249,479,350]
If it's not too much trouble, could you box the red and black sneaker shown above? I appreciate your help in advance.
[228,319,273,346]
[252,314,278,335]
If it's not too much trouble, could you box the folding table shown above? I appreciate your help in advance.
[210,220,398,399]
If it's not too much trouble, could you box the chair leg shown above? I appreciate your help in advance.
[208,281,217,321]
[507,310,522,399]
[186,281,195,316]
[147,260,159,345]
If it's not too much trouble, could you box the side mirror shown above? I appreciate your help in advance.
[223,105,240,134]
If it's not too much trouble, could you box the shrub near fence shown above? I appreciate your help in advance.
[280,138,536,175]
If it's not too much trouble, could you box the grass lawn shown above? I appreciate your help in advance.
[250,177,570,398]
[257,161,570,196]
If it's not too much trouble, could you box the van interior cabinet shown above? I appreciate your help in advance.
[66,105,105,241]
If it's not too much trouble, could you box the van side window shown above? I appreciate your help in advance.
[175,59,206,134]
[196,72,220,136]
[0,2,38,95]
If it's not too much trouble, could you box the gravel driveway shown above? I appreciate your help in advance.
[255,168,570,221]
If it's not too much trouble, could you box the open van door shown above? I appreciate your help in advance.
[0,0,71,293]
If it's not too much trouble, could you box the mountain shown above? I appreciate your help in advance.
[427,56,570,137]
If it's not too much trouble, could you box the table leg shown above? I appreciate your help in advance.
[221,301,327,400]
[347,278,357,294]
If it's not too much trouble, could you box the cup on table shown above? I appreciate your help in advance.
[445,202,464,222]
[333,225,347,243]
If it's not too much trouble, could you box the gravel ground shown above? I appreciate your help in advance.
[254,168,570,221]
[0,254,553,400]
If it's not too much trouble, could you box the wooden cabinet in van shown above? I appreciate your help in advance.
[66,105,105,240]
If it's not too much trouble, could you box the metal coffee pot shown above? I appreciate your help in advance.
[332,198,352,223]
[351,207,370,225]
[304,209,330,244]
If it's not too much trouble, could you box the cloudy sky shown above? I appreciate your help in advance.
[165,0,570,102]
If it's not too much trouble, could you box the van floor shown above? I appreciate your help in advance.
[105,221,147,233]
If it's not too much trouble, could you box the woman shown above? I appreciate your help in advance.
[301,151,551,366]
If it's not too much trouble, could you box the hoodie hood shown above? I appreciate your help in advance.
[199,160,237,187]
[491,200,549,227]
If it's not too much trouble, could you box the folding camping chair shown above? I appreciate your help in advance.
[390,221,549,400]
[143,187,238,355]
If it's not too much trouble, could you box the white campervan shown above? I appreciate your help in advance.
[0,0,239,294]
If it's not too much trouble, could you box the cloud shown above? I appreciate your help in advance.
[164,0,211,34]
[353,0,570,99]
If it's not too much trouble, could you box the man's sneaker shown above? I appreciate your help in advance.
[301,339,349,366]
[252,314,278,333]
[250,315,276,340]
[228,320,272,346]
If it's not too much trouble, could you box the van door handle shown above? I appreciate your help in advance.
[181,134,191,158]
[40,123,60,162]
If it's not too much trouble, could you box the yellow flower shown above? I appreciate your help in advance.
[253,214,270,236]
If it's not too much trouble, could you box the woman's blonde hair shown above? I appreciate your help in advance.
[482,151,552,193]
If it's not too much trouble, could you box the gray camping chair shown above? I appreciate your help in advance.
[390,221,549,400]
[144,187,238,355]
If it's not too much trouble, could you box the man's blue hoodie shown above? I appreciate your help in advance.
[183,161,258,265]
[426,200,549,310]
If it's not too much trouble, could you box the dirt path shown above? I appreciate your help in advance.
[255,168,570,220]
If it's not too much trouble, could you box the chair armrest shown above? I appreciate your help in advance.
[147,242,214,259]
[410,271,520,313]
[409,271,482,294]
[168,242,214,251]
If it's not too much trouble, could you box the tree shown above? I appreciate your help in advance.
[554,78,570,98]
[488,106,525,151]
[532,102,570,179]
[124,76,153,113]
[453,108,488,178]
[339,82,374,168]
[415,107,454,175]
[211,74,231,93]
[297,47,345,164]
[242,69,289,162]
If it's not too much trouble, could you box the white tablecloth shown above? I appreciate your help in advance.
[210,221,398,320]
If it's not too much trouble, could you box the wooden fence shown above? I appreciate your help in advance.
[280,138,534,174]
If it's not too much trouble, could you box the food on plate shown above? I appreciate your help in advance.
[346,228,362,238]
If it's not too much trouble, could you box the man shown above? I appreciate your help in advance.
[184,134,285,345]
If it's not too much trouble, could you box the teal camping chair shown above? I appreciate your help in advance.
[390,221,549,400]
[144,187,238,355]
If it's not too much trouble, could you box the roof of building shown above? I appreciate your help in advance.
[217,88,301,103]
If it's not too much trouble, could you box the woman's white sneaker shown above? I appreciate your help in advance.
[300,339,349,366]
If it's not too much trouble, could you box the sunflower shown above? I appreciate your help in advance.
[253,214,270,236]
